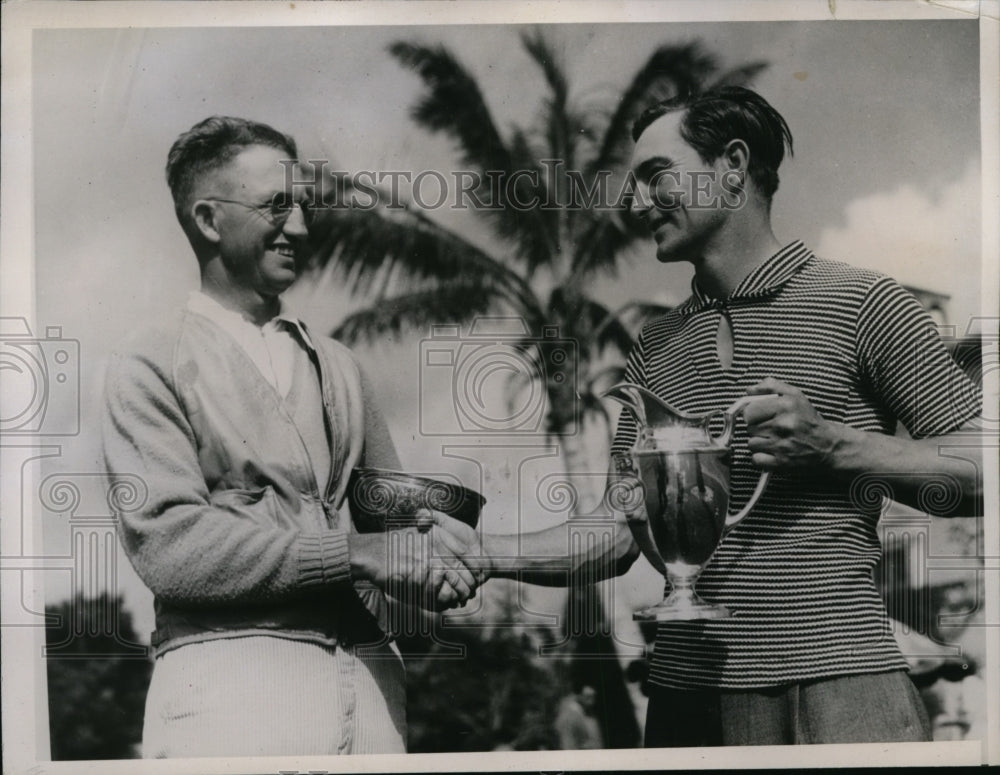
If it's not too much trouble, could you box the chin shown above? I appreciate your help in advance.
[263,274,298,295]
[264,262,299,286]
[654,230,704,264]
[654,244,688,264]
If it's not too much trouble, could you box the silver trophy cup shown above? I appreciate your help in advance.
[605,383,772,621]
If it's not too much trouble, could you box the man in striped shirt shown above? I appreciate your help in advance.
[475,86,983,746]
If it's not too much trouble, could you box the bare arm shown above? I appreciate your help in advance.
[472,466,641,586]
[744,379,983,517]
[823,423,981,516]
[481,520,639,586]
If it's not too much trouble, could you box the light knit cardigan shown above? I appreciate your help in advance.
[102,306,400,653]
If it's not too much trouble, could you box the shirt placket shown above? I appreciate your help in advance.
[308,341,342,525]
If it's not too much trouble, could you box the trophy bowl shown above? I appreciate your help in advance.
[346,467,485,533]
[614,447,734,621]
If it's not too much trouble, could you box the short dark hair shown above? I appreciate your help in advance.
[632,86,793,202]
[165,116,297,219]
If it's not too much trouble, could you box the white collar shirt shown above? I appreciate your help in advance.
[186,291,315,399]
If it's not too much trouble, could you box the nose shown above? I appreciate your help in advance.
[281,202,310,239]
[629,181,653,218]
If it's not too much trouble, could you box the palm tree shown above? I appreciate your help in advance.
[304,30,767,505]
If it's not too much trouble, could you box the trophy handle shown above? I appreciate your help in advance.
[603,383,648,428]
[712,393,779,448]
[712,393,778,529]
[724,470,770,529]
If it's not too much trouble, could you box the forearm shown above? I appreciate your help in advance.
[114,484,354,604]
[825,422,983,516]
[745,379,983,517]
[479,518,639,587]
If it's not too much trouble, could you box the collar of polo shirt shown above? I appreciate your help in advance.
[684,240,813,314]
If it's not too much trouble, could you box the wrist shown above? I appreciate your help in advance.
[479,533,518,579]
[475,535,500,581]
[347,533,385,587]
[823,421,862,474]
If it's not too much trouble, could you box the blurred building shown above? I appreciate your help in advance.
[877,284,987,741]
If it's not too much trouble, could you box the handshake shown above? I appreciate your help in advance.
[352,510,493,612]
[348,475,642,612]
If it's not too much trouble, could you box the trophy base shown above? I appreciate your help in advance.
[633,594,731,622]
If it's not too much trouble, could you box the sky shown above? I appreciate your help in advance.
[20,15,988,639]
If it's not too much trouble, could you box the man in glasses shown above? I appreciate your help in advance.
[101,116,481,757]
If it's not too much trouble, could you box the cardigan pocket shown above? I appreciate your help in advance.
[209,486,281,526]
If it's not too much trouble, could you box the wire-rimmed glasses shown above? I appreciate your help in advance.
[206,194,315,226]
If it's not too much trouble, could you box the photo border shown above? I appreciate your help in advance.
[2,1,997,772]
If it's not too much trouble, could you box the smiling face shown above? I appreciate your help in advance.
[198,144,307,298]
[629,111,735,264]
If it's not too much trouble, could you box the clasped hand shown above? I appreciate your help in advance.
[743,378,841,470]
[383,510,487,611]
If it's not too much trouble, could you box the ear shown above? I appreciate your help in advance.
[191,200,221,244]
[721,139,750,177]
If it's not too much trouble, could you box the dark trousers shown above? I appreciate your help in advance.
[644,670,931,747]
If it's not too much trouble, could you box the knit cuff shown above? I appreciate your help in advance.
[297,531,352,589]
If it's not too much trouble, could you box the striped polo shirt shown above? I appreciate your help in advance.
[611,241,982,690]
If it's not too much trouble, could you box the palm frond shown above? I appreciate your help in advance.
[390,41,513,176]
[331,282,499,344]
[626,301,676,328]
[505,129,560,276]
[548,290,642,357]
[564,43,727,281]
[306,199,542,318]
[503,359,535,396]
[568,208,645,283]
[588,42,719,177]
[520,29,577,275]
[520,29,571,163]
[390,39,562,275]
[707,61,769,90]
[594,299,675,343]
[522,30,633,273]
[582,298,639,356]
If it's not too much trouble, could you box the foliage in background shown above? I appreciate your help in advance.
[400,622,564,752]
[45,594,152,760]
[398,581,641,752]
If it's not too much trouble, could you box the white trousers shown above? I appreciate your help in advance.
[142,636,407,758]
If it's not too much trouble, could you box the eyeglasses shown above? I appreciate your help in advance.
[206,194,315,226]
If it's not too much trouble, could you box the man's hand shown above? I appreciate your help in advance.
[744,378,842,470]
[376,510,486,611]
[416,509,490,610]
